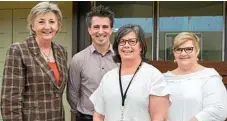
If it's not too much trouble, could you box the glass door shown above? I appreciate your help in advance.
[96,1,154,59]
[158,1,224,61]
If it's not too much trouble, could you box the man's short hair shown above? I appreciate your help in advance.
[86,5,115,28]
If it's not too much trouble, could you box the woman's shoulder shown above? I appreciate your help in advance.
[194,67,220,79]
[164,68,221,81]
[9,42,22,49]
[9,39,28,51]
[142,62,159,70]
[204,67,219,74]
[105,67,119,75]
[202,68,221,80]
[139,62,164,79]
[141,62,163,74]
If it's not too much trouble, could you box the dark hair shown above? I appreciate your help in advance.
[86,5,115,28]
[113,24,147,63]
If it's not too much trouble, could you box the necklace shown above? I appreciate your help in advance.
[40,48,52,62]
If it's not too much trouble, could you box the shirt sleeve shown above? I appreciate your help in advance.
[89,73,107,115]
[195,75,227,121]
[149,69,170,97]
[1,43,25,121]
[66,55,81,113]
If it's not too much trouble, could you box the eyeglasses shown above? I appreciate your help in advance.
[174,47,194,54]
[118,38,138,46]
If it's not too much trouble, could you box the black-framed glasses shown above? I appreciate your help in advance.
[118,38,138,46]
[174,47,194,54]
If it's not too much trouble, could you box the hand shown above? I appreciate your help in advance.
[190,117,198,121]
[93,111,104,121]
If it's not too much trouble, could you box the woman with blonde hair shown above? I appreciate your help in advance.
[1,2,68,121]
[164,32,227,121]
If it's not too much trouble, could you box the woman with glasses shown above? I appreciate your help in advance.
[164,32,227,121]
[90,24,170,121]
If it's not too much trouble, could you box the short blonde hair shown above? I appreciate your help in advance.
[173,32,200,52]
[27,2,62,35]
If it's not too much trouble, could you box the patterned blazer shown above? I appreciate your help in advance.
[1,36,68,121]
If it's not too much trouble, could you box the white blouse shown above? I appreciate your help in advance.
[90,62,170,121]
[164,68,227,121]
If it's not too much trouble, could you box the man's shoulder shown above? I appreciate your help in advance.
[70,46,93,67]
[72,46,91,58]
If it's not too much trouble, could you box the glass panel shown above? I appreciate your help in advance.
[96,1,153,59]
[159,1,223,61]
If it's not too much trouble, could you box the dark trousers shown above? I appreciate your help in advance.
[76,111,93,121]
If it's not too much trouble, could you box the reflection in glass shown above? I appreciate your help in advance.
[159,1,223,61]
[96,1,153,59]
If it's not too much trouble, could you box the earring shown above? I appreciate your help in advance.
[174,60,176,63]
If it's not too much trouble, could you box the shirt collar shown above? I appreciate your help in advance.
[90,44,114,54]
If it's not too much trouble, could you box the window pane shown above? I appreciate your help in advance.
[96,1,153,59]
[159,1,223,61]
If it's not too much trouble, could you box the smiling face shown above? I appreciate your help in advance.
[32,12,59,42]
[88,16,113,47]
[173,40,199,68]
[118,31,142,61]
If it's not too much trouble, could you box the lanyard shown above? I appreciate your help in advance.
[119,61,142,107]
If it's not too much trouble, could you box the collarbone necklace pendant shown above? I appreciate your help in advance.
[41,48,52,62]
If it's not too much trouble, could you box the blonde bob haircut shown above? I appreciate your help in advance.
[173,32,200,52]
[27,2,62,36]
